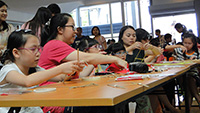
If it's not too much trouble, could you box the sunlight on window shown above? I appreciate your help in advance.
[79,4,110,26]
[153,13,197,43]
[140,0,152,33]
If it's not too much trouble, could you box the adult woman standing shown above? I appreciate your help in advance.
[21,7,52,44]
[91,26,107,50]
[0,1,15,56]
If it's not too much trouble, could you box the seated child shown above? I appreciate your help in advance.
[105,43,128,73]
[77,38,108,76]
[0,29,84,113]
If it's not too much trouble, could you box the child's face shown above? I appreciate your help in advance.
[18,35,40,67]
[114,50,126,60]
[87,44,100,53]
[166,37,172,42]
[183,38,193,51]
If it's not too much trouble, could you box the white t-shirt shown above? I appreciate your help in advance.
[0,63,44,113]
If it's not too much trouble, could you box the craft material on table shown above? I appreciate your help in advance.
[82,76,101,81]
[33,88,56,93]
[0,88,31,95]
[131,82,149,88]
[107,84,125,89]
[69,83,98,89]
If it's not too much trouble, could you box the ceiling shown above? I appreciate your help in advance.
[6,0,84,14]
[5,0,122,14]
[4,0,128,22]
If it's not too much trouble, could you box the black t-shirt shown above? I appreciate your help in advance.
[72,35,89,48]
[163,42,173,61]
[126,49,145,63]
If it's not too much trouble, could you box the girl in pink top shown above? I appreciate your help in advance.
[38,13,127,113]
[21,7,52,44]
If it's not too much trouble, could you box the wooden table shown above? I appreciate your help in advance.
[0,61,197,112]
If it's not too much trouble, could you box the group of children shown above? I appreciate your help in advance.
[0,5,200,113]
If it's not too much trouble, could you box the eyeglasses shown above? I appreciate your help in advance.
[18,46,43,55]
[64,25,76,31]
[86,44,101,50]
[114,51,127,56]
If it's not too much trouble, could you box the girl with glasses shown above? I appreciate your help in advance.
[0,29,84,113]
[38,13,126,76]
[105,43,128,72]
[38,13,127,113]
[77,38,108,76]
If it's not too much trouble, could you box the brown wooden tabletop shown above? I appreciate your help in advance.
[0,61,197,107]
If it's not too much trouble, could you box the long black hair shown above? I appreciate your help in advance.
[1,30,35,64]
[182,32,199,59]
[48,13,72,41]
[0,1,9,32]
[47,3,61,15]
[118,26,135,44]
[105,43,125,55]
[77,38,99,52]
[24,7,52,37]
[135,28,150,42]
[174,23,187,33]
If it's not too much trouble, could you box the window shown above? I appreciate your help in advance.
[140,0,152,33]
[111,2,123,41]
[79,4,111,37]
[80,4,110,26]
[124,1,139,29]
[70,9,77,26]
[152,13,198,43]
[70,0,152,40]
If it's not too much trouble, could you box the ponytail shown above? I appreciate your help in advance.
[1,49,14,64]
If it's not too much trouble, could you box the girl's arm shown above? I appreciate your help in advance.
[165,45,187,52]
[101,36,107,50]
[63,51,127,69]
[143,43,162,56]
[126,42,143,53]
[103,41,107,50]
[4,61,84,87]
[79,65,95,77]
[144,55,156,63]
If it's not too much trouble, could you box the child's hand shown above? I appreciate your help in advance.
[99,51,107,54]
[114,57,128,69]
[190,56,196,60]
[132,42,143,50]
[61,60,85,74]
[180,45,187,53]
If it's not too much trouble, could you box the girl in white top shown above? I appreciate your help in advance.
[0,29,84,113]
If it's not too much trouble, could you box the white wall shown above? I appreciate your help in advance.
[7,10,34,23]
[60,1,84,13]
[6,1,84,23]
